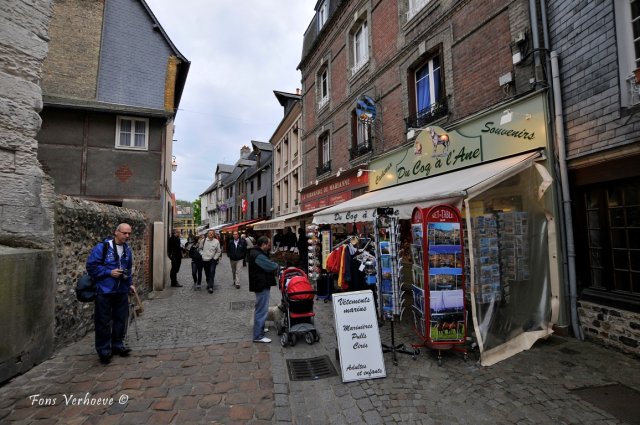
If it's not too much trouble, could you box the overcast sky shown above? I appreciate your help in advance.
[144,0,317,202]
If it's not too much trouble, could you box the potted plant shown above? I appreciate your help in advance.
[634,68,640,85]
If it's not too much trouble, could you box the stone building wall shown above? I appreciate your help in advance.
[0,0,55,249]
[0,0,56,384]
[54,195,151,350]
[578,300,640,359]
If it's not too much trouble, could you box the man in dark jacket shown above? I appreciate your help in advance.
[227,231,246,289]
[248,236,279,343]
[87,223,135,364]
[167,229,183,287]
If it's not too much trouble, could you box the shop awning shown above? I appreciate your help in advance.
[313,151,543,224]
[220,218,264,233]
[253,206,328,231]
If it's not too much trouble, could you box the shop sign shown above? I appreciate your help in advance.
[333,290,386,382]
[368,94,547,190]
[301,173,368,210]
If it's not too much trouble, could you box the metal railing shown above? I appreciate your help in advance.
[405,99,448,130]
[349,142,373,160]
[316,160,331,177]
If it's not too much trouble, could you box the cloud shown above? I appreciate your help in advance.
[145,0,316,201]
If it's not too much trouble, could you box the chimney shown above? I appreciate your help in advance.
[240,145,251,159]
[296,88,301,95]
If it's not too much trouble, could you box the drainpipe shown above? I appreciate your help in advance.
[529,0,542,85]
[551,51,583,340]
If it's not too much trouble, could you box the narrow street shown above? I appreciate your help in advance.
[1,258,639,424]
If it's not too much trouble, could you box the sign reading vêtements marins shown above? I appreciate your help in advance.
[369,94,548,190]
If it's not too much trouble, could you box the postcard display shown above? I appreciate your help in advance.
[374,209,418,364]
[411,205,468,365]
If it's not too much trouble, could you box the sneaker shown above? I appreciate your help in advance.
[235,283,240,289]
[208,288,213,294]
[253,337,271,343]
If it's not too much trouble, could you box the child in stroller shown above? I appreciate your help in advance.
[277,267,320,346]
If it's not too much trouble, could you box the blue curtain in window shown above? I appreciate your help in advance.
[416,66,430,113]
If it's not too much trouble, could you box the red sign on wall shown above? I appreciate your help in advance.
[301,171,368,211]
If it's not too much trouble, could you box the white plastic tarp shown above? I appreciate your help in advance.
[312,152,542,225]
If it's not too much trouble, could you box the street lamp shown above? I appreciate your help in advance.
[171,155,177,172]
[357,168,375,178]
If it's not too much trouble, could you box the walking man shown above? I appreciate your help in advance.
[227,231,246,288]
[201,229,222,294]
[86,223,135,364]
[167,229,183,287]
[248,236,279,343]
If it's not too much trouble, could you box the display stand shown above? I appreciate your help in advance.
[374,208,418,365]
[410,205,467,366]
[307,224,331,302]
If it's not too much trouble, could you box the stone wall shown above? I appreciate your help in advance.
[54,195,151,350]
[578,300,640,359]
[0,0,55,249]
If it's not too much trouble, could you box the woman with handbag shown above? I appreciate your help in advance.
[188,235,204,290]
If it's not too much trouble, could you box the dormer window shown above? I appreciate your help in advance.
[318,0,329,31]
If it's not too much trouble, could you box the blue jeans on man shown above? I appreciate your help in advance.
[95,292,129,358]
[253,288,270,340]
[203,259,217,292]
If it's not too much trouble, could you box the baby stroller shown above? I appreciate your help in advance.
[277,267,320,347]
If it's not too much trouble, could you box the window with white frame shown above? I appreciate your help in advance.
[320,132,330,166]
[318,0,329,31]
[407,0,431,21]
[318,66,329,109]
[352,20,369,75]
[116,116,148,150]
[415,54,442,115]
[352,110,371,148]
[615,0,640,106]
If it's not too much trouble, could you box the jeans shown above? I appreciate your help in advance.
[230,259,241,286]
[253,288,270,340]
[95,292,129,357]
[203,259,217,290]
[170,255,182,284]
[191,260,203,285]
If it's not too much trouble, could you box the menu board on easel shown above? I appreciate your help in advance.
[333,290,386,382]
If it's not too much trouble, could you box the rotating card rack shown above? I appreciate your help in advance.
[374,208,418,365]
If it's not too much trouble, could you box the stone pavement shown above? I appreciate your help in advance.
[1,257,639,424]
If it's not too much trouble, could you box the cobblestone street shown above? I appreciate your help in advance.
[1,258,639,424]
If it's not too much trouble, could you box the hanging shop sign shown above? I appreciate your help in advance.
[333,290,386,382]
[356,95,377,123]
[368,94,548,191]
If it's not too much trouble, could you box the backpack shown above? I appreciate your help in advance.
[76,241,109,302]
[189,243,202,261]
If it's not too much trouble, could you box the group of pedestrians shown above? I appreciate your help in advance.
[181,229,278,344]
[86,223,282,366]
[180,229,257,293]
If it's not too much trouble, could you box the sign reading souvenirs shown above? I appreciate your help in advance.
[368,94,547,190]
[333,290,386,382]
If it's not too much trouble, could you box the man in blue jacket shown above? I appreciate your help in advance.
[87,223,135,364]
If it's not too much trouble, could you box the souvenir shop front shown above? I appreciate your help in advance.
[313,92,564,366]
